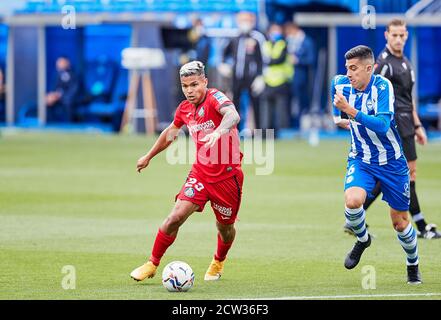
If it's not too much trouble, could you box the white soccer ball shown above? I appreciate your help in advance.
[162,261,195,292]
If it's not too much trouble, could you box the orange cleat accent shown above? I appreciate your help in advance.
[204,258,225,281]
[130,261,157,281]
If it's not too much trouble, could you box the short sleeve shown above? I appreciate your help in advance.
[173,105,185,128]
[376,79,395,116]
[211,90,234,113]
[374,57,391,78]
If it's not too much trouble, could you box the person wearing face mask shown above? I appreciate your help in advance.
[219,11,266,131]
[188,18,211,68]
[45,56,79,123]
[284,21,315,129]
[260,23,293,138]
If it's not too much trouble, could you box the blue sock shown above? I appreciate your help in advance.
[397,223,419,266]
[345,206,369,242]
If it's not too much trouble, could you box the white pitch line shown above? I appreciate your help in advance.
[247,292,441,300]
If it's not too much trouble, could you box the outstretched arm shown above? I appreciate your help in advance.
[136,123,181,173]
[201,105,240,148]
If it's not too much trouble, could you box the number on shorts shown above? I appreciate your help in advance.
[185,178,205,192]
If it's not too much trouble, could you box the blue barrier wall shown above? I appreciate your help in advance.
[0,25,7,68]
[417,27,441,102]
[335,26,441,103]
[336,26,412,75]
[83,24,131,63]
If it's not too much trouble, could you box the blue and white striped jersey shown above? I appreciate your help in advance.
[332,74,405,166]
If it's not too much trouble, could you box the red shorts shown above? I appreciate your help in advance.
[176,170,244,225]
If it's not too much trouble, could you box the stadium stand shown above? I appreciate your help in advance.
[0,0,440,137]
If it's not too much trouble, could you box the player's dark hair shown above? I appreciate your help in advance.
[344,45,374,63]
[387,18,406,31]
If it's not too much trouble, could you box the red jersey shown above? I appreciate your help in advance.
[173,88,243,183]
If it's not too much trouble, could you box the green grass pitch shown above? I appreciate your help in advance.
[1,131,440,300]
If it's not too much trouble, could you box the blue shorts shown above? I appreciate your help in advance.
[344,157,410,211]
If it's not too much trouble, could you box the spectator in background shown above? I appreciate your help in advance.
[261,23,293,138]
[188,18,211,68]
[219,11,266,131]
[0,66,5,122]
[174,18,212,106]
[284,22,315,128]
[46,56,79,123]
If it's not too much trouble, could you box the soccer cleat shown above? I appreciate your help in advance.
[343,223,370,237]
[204,258,225,281]
[344,234,371,269]
[407,265,422,285]
[130,261,157,282]
[417,224,441,239]
[343,223,356,236]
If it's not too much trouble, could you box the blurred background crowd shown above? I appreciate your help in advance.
[0,0,440,138]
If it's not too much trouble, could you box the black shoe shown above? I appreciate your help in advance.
[407,265,422,284]
[417,224,441,239]
[344,234,371,269]
[343,223,370,237]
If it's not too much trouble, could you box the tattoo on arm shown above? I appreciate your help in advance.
[216,105,240,135]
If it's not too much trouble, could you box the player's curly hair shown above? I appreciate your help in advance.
[179,60,206,78]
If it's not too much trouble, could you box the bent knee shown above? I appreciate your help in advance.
[393,220,410,232]
[392,214,410,232]
[345,196,365,209]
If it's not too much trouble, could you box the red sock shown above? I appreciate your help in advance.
[149,229,176,266]
[214,233,234,262]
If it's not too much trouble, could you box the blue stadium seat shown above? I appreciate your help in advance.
[70,0,103,13]
[83,56,117,103]
[17,0,260,13]
[82,67,128,131]
[86,68,127,116]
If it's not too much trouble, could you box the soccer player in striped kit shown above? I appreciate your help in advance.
[332,45,421,284]
[344,19,440,239]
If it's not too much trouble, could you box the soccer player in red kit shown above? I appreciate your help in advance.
[130,61,243,282]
